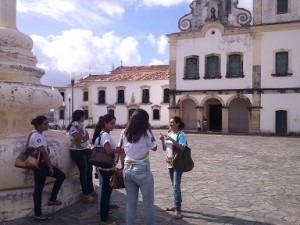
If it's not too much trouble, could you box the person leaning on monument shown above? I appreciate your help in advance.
[159,116,188,219]
[67,110,96,203]
[29,115,65,221]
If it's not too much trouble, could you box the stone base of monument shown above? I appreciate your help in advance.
[0,174,81,221]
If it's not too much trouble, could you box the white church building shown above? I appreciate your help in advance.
[54,65,170,128]
[167,0,300,134]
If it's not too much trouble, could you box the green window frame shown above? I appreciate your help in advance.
[184,56,199,79]
[117,90,125,104]
[98,90,105,104]
[83,91,88,101]
[205,55,220,78]
[108,109,114,116]
[227,54,243,77]
[276,52,288,75]
[59,109,65,120]
[142,89,149,103]
[277,0,288,14]
[163,88,169,103]
[153,109,160,120]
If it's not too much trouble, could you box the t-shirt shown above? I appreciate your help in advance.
[119,129,157,165]
[29,131,48,149]
[165,131,187,168]
[69,122,88,150]
[94,131,118,171]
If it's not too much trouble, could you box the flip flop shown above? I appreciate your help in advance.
[165,206,175,211]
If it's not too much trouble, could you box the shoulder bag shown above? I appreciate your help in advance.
[15,132,41,169]
[172,132,194,172]
[89,132,115,168]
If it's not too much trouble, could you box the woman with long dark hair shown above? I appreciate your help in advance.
[159,116,187,219]
[30,115,65,221]
[67,109,95,203]
[119,109,157,225]
[92,114,123,225]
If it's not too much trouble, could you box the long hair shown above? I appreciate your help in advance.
[92,114,116,144]
[66,109,85,131]
[31,115,48,129]
[125,109,149,143]
[171,116,185,130]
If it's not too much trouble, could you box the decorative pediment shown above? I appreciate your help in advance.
[178,0,251,32]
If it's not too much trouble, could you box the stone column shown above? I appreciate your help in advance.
[0,0,80,221]
[222,107,229,133]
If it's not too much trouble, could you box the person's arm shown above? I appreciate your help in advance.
[37,146,54,175]
[164,135,185,151]
[103,142,121,155]
[159,133,166,151]
[82,129,89,143]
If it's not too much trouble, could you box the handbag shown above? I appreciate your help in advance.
[89,132,115,168]
[109,150,125,189]
[172,132,194,172]
[15,132,41,169]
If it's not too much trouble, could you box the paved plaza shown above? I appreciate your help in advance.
[2,130,300,225]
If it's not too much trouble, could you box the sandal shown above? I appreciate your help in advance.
[165,206,175,211]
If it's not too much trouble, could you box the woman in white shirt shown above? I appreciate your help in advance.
[30,115,65,221]
[119,109,157,225]
[92,114,123,225]
[67,110,95,203]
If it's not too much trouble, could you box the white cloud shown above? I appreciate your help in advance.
[17,0,125,27]
[147,33,168,55]
[149,58,167,65]
[31,29,141,76]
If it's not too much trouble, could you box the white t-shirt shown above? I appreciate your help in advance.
[119,129,157,165]
[94,131,117,149]
[28,131,47,149]
[69,122,88,150]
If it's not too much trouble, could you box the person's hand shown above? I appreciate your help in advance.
[159,133,165,141]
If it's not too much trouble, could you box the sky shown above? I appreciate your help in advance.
[16,0,253,86]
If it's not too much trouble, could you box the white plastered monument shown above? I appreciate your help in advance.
[0,0,81,221]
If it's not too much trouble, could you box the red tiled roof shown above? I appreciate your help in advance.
[72,65,169,87]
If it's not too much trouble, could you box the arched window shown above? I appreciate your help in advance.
[98,90,105,104]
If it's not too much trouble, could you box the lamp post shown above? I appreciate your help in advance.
[62,102,65,128]
[68,94,71,124]
[70,72,75,115]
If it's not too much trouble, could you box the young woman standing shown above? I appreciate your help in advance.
[119,109,157,225]
[92,114,123,225]
[159,116,187,219]
[30,115,65,221]
[67,110,95,203]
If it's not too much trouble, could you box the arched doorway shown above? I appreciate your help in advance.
[204,99,222,131]
[275,110,287,135]
[228,98,249,133]
[182,99,197,130]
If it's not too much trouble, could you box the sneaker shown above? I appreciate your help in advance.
[101,217,116,225]
[34,214,51,221]
[48,200,62,206]
[81,194,95,203]
[174,210,182,219]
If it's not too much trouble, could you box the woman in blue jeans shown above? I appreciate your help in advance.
[159,116,187,219]
[119,109,157,225]
[29,115,65,221]
[67,110,95,203]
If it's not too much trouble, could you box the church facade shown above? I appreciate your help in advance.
[167,0,300,134]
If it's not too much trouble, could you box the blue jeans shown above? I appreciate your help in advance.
[168,168,183,211]
[70,149,94,195]
[124,164,156,225]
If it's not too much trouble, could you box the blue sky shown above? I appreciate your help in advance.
[16,0,252,86]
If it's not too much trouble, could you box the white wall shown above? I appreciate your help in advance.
[260,94,300,133]
[260,29,300,88]
[261,0,300,24]
[176,28,253,90]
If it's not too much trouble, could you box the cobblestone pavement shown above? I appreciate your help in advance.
[2,130,300,225]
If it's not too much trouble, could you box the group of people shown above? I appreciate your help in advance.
[27,109,189,225]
